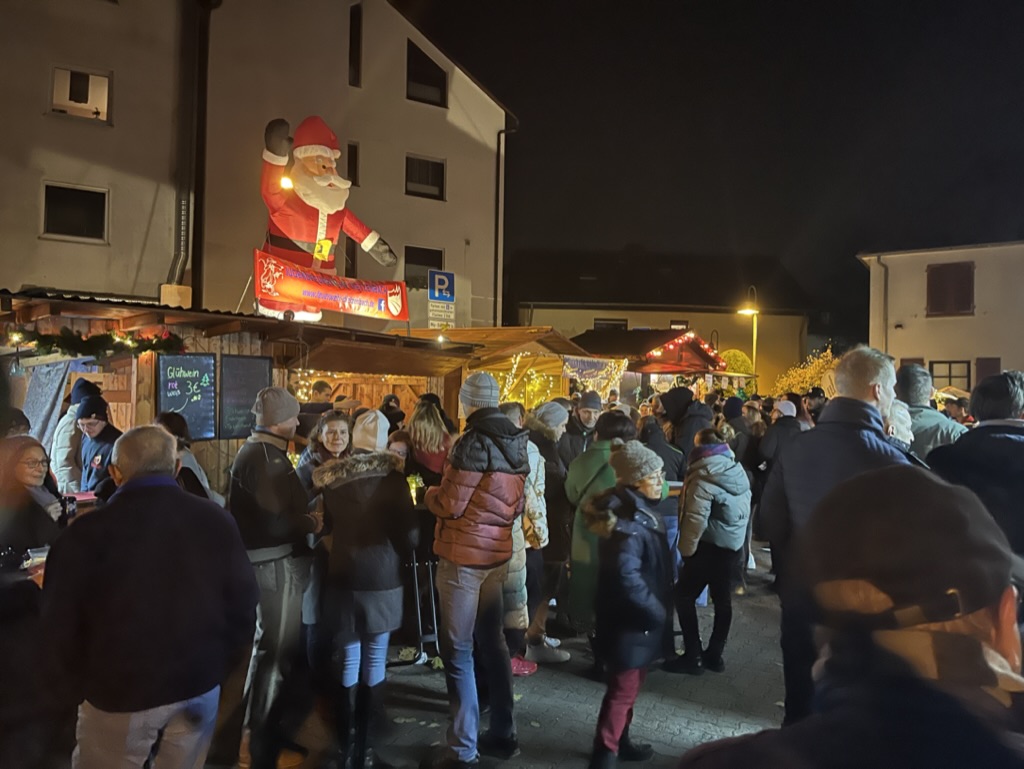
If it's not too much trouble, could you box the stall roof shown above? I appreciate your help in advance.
[396,326,596,370]
[572,329,726,375]
[0,292,476,377]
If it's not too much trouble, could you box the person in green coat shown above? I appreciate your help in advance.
[565,411,638,677]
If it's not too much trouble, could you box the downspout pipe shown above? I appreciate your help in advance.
[493,117,519,326]
[878,254,890,354]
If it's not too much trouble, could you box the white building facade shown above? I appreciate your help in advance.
[0,0,509,331]
[860,241,1024,391]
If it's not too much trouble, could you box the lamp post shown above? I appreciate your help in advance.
[737,285,759,385]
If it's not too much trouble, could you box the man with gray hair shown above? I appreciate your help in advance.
[895,362,966,458]
[40,426,258,769]
[760,345,912,725]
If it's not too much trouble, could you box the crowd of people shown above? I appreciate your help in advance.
[3,348,1024,768]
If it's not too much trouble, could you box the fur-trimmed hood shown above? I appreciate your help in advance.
[525,413,562,442]
[313,450,403,489]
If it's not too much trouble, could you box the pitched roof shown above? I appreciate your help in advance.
[510,249,813,313]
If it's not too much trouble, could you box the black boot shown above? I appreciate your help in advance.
[353,683,393,769]
[618,726,654,762]
[588,744,618,769]
[327,684,353,769]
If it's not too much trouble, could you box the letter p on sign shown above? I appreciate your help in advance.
[428,270,455,303]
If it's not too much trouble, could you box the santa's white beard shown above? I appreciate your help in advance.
[292,168,351,214]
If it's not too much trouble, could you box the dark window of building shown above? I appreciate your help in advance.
[406,40,447,107]
[976,357,1002,382]
[346,142,359,186]
[926,262,974,317]
[405,246,443,289]
[930,360,971,391]
[349,4,362,87]
[670,319,689,330]
[344,237,357,278]
[405,156,445,200]
[900,358,925,368]
[51,67,110,122]
[593,318,628,331]
[43,183,107,241]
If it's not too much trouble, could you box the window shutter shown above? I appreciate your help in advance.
[976,357,1002,382]
[926,262,975,316]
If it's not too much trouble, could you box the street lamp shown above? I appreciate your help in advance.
[737,285,759,383]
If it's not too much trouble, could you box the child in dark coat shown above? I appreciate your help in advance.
[583,440,675,769]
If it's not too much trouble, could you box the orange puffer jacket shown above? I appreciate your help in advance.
[426,408,530,567]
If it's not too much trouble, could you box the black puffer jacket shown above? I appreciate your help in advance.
[586,487,674,672]
[527,417,572,561]
[557,413,596,470]
[660,387,714,468]
[638,418,685,483]
[315,452,417,635]
[759,416,804,467]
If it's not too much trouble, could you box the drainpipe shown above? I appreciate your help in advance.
[878,254,890,353]
[493,117,519,326]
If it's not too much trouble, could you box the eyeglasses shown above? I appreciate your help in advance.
[19,459,50,470]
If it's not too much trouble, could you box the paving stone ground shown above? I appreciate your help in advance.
[296,554,784,769]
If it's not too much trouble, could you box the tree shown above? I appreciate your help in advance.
[772,346,839,396]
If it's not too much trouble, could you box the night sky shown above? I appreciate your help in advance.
[393,0,1024,329]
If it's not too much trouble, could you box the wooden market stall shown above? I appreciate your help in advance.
[0,292,473,494]
[394,326,627,411]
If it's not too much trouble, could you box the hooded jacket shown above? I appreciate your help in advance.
[927,421,1024,554]
[639,418,685,483]
[557,412,596,470]
[760,398,911,575]
[585,486,674,671]
[679,444,752,556]
[314,451,417,634]
[660,387,714,467]
[79,423,122,493]
[52,379,101,493]
[906,404,967,459]
[425,407,529,567]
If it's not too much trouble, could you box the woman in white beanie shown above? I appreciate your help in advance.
[581,439,675,769]
[352,410,390,454]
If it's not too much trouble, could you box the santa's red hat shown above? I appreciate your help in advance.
[292,116,341,160]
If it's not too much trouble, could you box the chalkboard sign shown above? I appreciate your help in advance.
[157,354,216,441]
[219,355,273,439]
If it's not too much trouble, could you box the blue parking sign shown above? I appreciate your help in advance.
[428,270,455,303]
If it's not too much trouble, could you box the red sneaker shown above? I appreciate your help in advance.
[510,654,538,677]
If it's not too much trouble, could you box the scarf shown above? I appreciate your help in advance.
[27,484,62,522]
[687,442,732,465]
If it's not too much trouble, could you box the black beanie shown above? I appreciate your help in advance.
[76,395,110,421]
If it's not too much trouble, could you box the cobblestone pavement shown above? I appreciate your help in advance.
[297,560,784,769]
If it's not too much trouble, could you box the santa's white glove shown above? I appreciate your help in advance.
[367,237,398,268]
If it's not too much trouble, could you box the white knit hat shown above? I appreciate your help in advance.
[776,400,797,418]
[459,372,500,410]
[609,439,664,486]
[353,409,389,452]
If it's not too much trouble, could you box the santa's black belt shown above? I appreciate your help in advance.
[266,233,337,256]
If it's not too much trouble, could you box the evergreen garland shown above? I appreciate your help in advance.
[10,327,186,358]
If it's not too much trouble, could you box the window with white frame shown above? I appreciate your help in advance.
[43,183,108,242]
[929,360,971,391]
[405,155,445,200]
[51,67,111,123]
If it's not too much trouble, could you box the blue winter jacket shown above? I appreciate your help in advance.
[760,398,911,576]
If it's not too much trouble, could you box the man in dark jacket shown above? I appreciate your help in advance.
[802,386,827,424]
[928,372,1024,554]
[40,426,258,768]
[679,466,1024,769]
[658,386,713,470]
[558,390,601,469]
[423,372,529,769]
[210,387,320,769]
[761,346,911,725]
[76,394,122,492]
[637,416,685,483]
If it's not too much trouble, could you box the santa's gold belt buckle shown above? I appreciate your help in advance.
[313,239,332,261]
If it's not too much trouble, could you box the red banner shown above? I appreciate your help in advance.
[254,249,408,321]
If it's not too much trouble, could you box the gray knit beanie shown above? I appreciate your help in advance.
[533,401,569,429]
[609,439,664,486]
[252,387,300,427]
[459,372,500,410]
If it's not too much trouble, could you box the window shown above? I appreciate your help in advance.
[344,237,357,279]
[348,4,362,87]
[51,67,110,123]
[404,246,443,289]
[593,318,628,331]
[43,183,107,242]
[405,156,445,200]
[926,262,974,317]
[930,360,971,391]
[670,319,689,330]
[406,40,447,107]
[346,142,359,187]
[900,358,925,368]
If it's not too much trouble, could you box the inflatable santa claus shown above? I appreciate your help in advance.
[258,116,398,321]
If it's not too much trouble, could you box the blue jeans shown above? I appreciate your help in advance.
[436,558,515,762]
[337,631,391,687]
